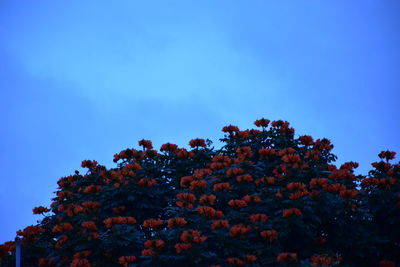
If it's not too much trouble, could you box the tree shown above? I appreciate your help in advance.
[1,118,399,267]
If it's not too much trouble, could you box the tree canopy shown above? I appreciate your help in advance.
[1,118,399,267]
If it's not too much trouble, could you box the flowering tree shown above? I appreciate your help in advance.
[1,118,399,267]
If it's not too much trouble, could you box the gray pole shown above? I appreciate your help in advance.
[15,237,21,267]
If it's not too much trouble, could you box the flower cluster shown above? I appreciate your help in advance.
[260,229,278,242]
[282,208,302,217]
[103,217,136,228]
[32,206,49,214]
[118,256,137,267]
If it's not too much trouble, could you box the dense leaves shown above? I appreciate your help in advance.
[1,118,399,267]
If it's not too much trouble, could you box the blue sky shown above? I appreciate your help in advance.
[0,0,399,243]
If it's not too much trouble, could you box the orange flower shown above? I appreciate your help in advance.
[176,193,196,208]
[123,162,142,171]
[237,130,251,138]
[313,138,332,151]
[299,135,314,146]
[249,129,261,135]
[236,146,253,158]
[226,168,244,177]
[378,150,396,161]
[287,182,307,191]
[197,206,224,219]
[118,256,137,267]
[143,219,164,228]
[176,201,192,209]
[254,118,270,127]
[137,178,157,187]
[0,241,16,256]
[282,208,302,218]
[33,206,49,214]
[180,230,207,243]
[81,202,101,212]
[174,243,192,254]
[250,213,268,223]
[329,169,356,181]
[245,255,257,262]
[52,225,63,233]
[278,147,295,156]
[258,148,276,158]
[340,161,359,170]
[138,139,153,149]
[176,193,196,203]
[212,154,233,163]
[81,221,97,231]
[52,223,73,233]
[339,189,358,199]
[144,239,165,250]
[226,257,245,266]
[211,220,229,230]
[160,143,178,153]
[70,258,91,267]
[242,195,262,203]
[229,224,251,237]
[361,178,379,186]
[209,162,224,170]
[281,153,301,163]
[371,161,392,172]
[323,183,346,192]
[145,149,158,157]
[222,125,239,133]
[141,249,156,256]
[189,138,206,148]
[309,178,328,188]
[305,150,322,161]
[199,194,217,205]
[57,190,72,200]
[16,225,46,243]
[213,182,231,192]
[272,163,289,178]
[103,217,136,228]
[277,252,297,263]
[176,148,195,159]
[38,257,56,267]
[73,250,92,259]
[236,174,253,183]
[310,255,336,266]
[260,229,278,242]
[112,206,126,214]
[81,160,98,169]
[228,199,247,208]
[254,177,275,186]
[289,191,309,200]
[193,168,212,179]
[82,185,102,194]
[180,176,194,188]
[167,217,188,228]
[89,232,99,240]
[189,179,207,192]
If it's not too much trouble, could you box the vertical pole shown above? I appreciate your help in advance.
[15,237,21,267]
